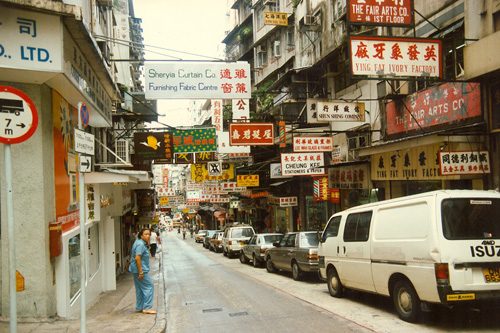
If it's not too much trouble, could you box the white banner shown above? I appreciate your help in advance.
[439,151,490,175]
[232,99,250,122]
[293,137,334,152]
[281,152,325,176]
[145,62,251,99]
[316,101,365,122]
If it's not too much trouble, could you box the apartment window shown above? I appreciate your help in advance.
[286,27,295,49]
[272,39,281,58]
[257,44,268,67]
[494,11,500,32]
[268,0,281,12]
[257,7,264,29]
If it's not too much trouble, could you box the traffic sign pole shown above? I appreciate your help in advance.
[5,144,17,333]
[77,102,87,333]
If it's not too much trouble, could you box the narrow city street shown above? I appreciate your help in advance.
[161,231,500,333]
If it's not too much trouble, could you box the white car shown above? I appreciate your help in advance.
[222,224,255,258]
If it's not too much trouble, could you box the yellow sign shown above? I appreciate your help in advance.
[237,175,259,187]
[447,293,475,301]
[160,197,169,205]
[371,143,455,181]
[190,163,234,182]
[264,11,288,26]
[16,270,24,292]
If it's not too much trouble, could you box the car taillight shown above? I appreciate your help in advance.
[435,263,449,285]
[229,241,232,245]
[217,240,221,245]
[260,248,266,253]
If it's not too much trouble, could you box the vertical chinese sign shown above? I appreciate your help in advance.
[212,100,223,132]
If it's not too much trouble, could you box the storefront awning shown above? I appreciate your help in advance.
[84,170,151,189]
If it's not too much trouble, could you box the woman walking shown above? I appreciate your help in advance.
[129,228,156,314]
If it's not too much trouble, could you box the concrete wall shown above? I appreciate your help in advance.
[0,82,57,317]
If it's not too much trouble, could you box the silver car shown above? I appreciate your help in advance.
[240,233,283,267]
[265,231,319,281]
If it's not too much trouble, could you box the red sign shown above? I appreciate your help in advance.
[348,0,413,26]
[0,86,38,144]
[386,82,481,137]
[229,123,274,146]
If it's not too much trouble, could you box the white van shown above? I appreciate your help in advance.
[318,190,500,322]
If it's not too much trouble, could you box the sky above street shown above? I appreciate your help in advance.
[133,0,229,128]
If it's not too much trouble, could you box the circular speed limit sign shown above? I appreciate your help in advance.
[0,86,38,144]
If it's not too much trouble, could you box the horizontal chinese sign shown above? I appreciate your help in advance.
[316,101,365,122]
[348,0,413,27]
[195,151,217,163]
[190,163,234,182]
[229,123,274,146]
[281,152,325,176]
[264,11,288,26]
[134,132,173,161]
[328,164,370,189]
[293,136,333,152]
[386,82,481,137]
[439,151,490,175]
[156,187,175,197]
[269,196,298,207]
[350,36,442,78]
[145,62,251,99]
[237,175,259,187]
[172,128,217,153]
[221,182,247,192]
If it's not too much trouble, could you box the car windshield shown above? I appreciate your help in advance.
[232,228,254,238]
[442,198,500,240]
[263,234,282,244]
[300,233,319,247]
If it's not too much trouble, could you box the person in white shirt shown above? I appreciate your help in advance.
[149,229,158,257]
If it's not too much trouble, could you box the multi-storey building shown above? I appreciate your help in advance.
[0,0,154,319]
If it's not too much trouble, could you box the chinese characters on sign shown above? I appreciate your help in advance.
[316,100,365,122]
[263,11,288,26]
[237,175,260,187]
[293,137,333,152]
[212,99,223,132]
[313,176,329,201]
[350,36,442,78]
[386,82,481,137]
[232,98,250,122]
[269,197,298,207]
[281,153,325,176]
[439,151,490,175]
[229,123,274,146]
[328,164,369,189]
[172,128,217,153]
[145,62,251,99]
[134,132,173,161]
[348,0,413,26]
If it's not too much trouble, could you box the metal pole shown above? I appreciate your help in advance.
[5,144,17,332]
[78,114,86,332]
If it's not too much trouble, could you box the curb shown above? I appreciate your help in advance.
[150,250,166,333]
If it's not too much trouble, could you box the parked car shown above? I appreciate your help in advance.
[209,231,224,252]
[240,233,283,267]
[203,230,220,248]
[222,223,255,258]
[265,231,319,281]
[195,230,208,243]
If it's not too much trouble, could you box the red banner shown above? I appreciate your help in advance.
[386,82,481,137]
[348,0,413,26]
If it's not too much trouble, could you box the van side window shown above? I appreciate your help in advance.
[322,216,342,242]
[344,211,373,242]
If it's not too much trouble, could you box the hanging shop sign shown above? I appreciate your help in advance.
[306,99,328,123]
[229,123,274,146]
[195,151,217,163]
[217,131,251,154]
[328,164,370,189]
[350,36,442,79]
[85,184,99,221]
[386,82,481,137]
[281,152,325,176]
[491,83,500,130]
[232,99,250,122]
[172,128,217,153]
[134,132,173,161]
[270,163,289,179]
[221,182,247,192]
[250,191,270,198]
[190,162,235,182]
[348,0,413,27]
[439,150,490,175]
[237,175,259,187]
[186,190,201,201]
[269,196,298,207]
[157,187,175,197]
[293,136,334,152]
[145,62,251,99]
[212,99,223,132]
[371,144,443,181]
[186,181,203,190]
[203,185,227,195]
[208,162,223,177]
[316,101,365,122]
[264,11,288,26]
[313,176,329,202]
[175,153,194,164]
[330,188,340,204]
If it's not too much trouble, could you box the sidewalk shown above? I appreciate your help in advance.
[0,251,166,333]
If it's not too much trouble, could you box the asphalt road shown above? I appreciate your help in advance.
[161,232,500,333]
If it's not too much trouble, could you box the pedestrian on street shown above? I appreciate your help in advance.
[150,228,158,257]
[182,226,187,240]
[129,228,156,314]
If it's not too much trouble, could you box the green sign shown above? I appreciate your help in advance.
[172,128,217,153]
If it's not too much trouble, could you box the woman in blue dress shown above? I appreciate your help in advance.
[129,228,156,314]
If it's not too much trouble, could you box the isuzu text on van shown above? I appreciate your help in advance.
[318,190,500,322]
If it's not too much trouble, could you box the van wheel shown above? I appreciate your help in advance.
[393,280,421,323]
[240,252,248,264]
[266,257,276,273]
[223,248,228,257]
[292,261,303,281]
[327,268,344,298]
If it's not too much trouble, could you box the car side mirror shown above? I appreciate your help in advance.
[318,231,324,243]
[273,242,280,247]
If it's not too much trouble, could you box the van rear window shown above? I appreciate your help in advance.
[442,198,500,240]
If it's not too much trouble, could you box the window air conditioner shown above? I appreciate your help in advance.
[257,44,266,53]
[304,15,317,25]
[273,41,281,57]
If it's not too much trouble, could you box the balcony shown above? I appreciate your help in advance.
[464,30,500,80]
